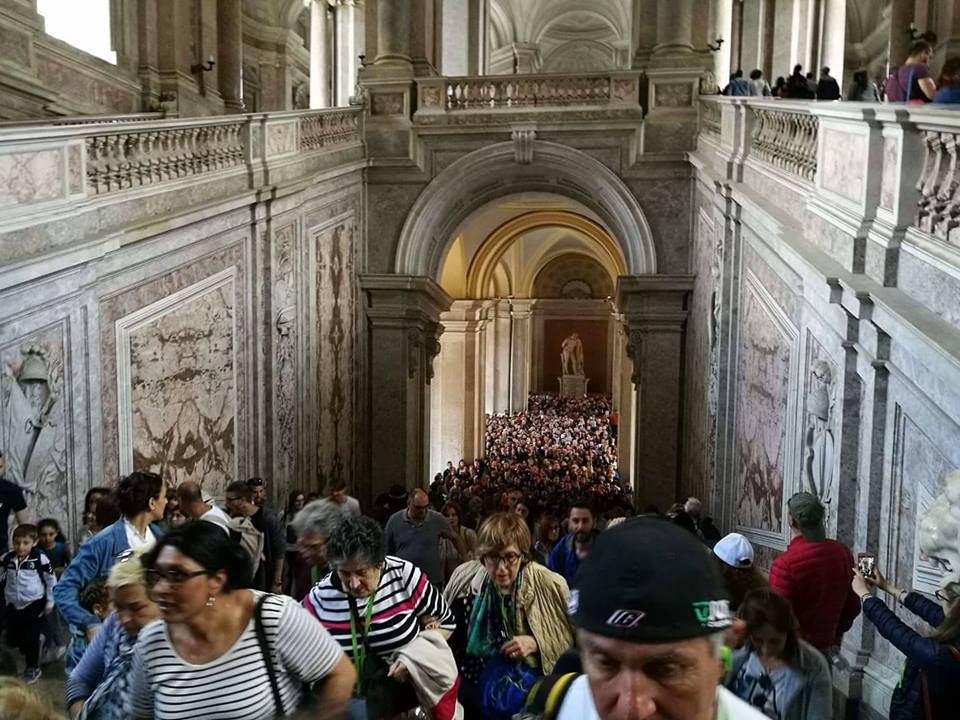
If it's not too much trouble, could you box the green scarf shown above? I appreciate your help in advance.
[466,569,522,659]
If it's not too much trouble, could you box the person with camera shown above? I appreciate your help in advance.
[853,564,960,719]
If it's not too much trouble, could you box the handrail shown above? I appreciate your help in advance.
[0,112,165,128]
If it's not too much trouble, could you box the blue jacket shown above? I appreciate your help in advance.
[64,612,125,711]
[934,86,960,104]
[546,533,598,587]
[863,593,960,720]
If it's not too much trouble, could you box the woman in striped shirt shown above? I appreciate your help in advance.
[124,521,355,719]
[304,515,459,719]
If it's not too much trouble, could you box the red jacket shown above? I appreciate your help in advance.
[768,535,861,650]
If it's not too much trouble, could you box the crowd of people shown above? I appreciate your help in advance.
[0,416,958,719]
[717,39,960,105]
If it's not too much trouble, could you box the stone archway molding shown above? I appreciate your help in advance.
[394,140,658,278]
[465,211,625,298]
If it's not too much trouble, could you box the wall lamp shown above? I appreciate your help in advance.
[191,55,216,74]
[707,38,725,53]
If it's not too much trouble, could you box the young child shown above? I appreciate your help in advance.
[36,518,71,578]
[63,576,110,673]
[0,524,57,684]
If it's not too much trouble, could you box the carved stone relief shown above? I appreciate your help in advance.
[734,274,795,535]
[273,224,298,490]
[654,82,693,108]
[116,269,238,498]
[802,336,838,506]
[0,329,69,528]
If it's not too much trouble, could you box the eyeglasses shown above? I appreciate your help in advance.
[935,588,959,603]
[146,568,208,587]
[483,553,521,568]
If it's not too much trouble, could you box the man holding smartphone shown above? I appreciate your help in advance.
[768,492,861,654]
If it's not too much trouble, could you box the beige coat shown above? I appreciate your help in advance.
[443,560,574,674]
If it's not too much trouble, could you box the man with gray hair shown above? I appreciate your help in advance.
[289,499,343,600]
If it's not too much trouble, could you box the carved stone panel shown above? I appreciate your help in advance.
[0,325,70,530]
[880,137,898,211]
[115,268,238,499]
[734,272,796,538]
[654,82,693,108]
[0,148,65,207]
[800,333,839,509]
[315,217,356,489]
[820,128,867,202]
[273,224,299,492]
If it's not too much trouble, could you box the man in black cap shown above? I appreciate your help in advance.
[768,492,859,653]
[524,518,765,719]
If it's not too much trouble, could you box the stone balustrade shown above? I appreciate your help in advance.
[298,109,361,150]
[0,112,165,127]
[749,105,819,182]
[699,98,722,139]
[916,128,960,245]
[415,71,642,117]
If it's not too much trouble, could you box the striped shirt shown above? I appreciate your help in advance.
[304,555,455,658]
[124,591,343,719]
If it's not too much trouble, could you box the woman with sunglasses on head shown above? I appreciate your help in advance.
[853,564,960,719]
[126,522,355,719]
[303,515,460,720]
[444,512,573,720]
[66,548,159,719]
[55,472,166,673]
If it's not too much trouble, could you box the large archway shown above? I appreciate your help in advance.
[394,139,658,280]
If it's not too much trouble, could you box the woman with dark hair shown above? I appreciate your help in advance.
[531,514,560,564]
[280,489,306,595]
[935,57,960,103]
[885,40,936,102]
[79,487,112,545]
[726,588,831,719]
[854,565,960,719]
[304,515,459,719]
[54,472,166,674]
[126,522,354,719]
[846,70,880,102]
[440,501,478,583]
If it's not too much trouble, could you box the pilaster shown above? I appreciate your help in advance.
[617,275,695,511]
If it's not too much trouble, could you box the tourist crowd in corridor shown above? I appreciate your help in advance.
[1,389,960,720]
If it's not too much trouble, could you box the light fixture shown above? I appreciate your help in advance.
[192,55,216,73]
[707,38,725,53]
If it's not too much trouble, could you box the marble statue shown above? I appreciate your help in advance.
[804,360,836,503]
[0,344,66,509]
[561,333,584,376]
[918,469,960,597]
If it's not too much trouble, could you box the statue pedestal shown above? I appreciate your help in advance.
[559,374,589,398]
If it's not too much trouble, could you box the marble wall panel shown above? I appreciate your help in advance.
[116,269,238,499]
[734,272,796,538]
[880,137,898,211]
[272,223,300,493]
[314,215,356,490]
[100,244,245,489]
[0,324,71,531]
[0,148,65,208]
[820,128,866,203]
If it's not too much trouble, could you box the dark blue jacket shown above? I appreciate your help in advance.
[934,86,960,104]
[863,593,960,720]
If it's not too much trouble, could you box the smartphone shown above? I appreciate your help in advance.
[857,552,877,580]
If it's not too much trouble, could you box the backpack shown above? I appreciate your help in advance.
[228,516,265,580]
[0,549,51,597]
[518,673,581,720]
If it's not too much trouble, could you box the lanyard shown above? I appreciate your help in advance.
[349,590,376,691]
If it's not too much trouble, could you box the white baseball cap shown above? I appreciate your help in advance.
[713,533,755,568]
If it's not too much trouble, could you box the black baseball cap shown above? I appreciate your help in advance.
[570,518,732,642]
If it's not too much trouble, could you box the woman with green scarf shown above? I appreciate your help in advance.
[444,512,574,720]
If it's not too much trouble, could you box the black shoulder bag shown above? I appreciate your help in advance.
[254,594,287,717]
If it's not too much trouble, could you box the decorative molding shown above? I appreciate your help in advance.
[512,127,536,164]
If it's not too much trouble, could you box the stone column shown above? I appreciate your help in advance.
[632,0,658,68]
[887,0,915,69]
[512,43,541,73]
[820,0,846,84]
[491,301,511,413]
[617,275,694,511]
[467,0,488,74]
[310,0,330,108]
[510,300,533,412]
[374,0,411,67]
[217,0,244,112]
[712,0,734,86]
[653,0,696,61]
[334,0,364,104]
[360,275,451,501]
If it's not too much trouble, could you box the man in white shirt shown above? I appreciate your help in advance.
[177,481,230,533]
[319,479,361,518]
[525,520,767,720]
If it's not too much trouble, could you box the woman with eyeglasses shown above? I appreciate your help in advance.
[726,588,831,720]
[125,521,355,719]
[54,472,166,673]
[853,564,960,719]
[66,548,159,719]
[444,512,573,720]
[303,515,460,720]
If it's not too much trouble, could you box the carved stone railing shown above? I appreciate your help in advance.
[415,71,642,116]
[85,121,246,195]
[749,106,818,182]
[699,98,721,140]
[916,129,960,244]
[298,109,361,150]
[0,112,165,128]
